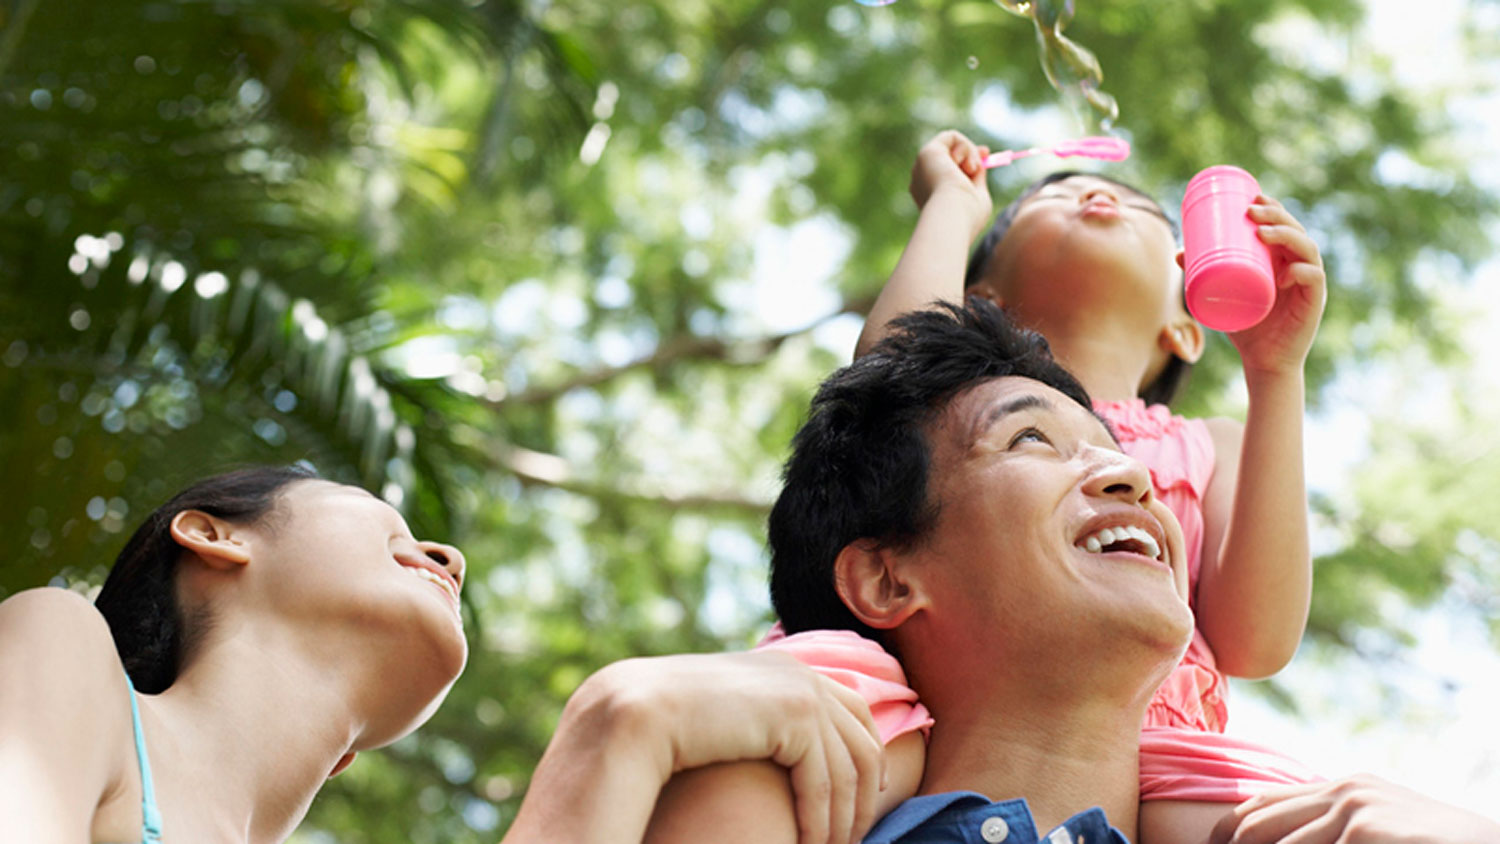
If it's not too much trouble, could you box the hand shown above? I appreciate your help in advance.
[1225,194,1327,376]
[1210,774,1500,844]
[595,651,886,844]
[909,130,993,237]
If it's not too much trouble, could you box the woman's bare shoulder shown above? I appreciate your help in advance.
[0,589,135,842]
[0,587,132,732]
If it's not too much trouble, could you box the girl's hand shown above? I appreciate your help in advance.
[909,130,993,238]
[1225,195,1327,376]
[1209,774,1500,844]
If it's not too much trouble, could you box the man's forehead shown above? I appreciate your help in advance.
[940,376,1115,445]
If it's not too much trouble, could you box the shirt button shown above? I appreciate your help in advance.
[980,816,1010,843]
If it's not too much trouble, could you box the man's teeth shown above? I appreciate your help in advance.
[1080,525,1161,560]
[409,566,457,600]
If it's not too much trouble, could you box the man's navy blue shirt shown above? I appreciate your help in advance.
[862,792,1131,844]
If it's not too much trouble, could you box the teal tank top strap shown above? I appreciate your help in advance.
[124,673,166,843]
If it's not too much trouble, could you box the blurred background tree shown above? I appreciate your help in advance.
[2,0,1497,839]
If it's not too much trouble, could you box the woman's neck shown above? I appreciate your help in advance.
[140,621,366,843]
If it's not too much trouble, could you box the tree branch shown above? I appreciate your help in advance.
[497,445,771,515]
[489,295,873,409]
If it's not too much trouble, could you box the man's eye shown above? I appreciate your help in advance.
[1008,427,1050,448]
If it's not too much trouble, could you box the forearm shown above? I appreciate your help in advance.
[855,189,982,358]
[1197,369,1313,678]
[501,670,672,844]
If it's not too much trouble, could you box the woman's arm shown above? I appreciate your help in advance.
[501,651,887,844]
[0,588,132,844]
[855,130,993,359]
[644,731,924,844]
[1210,775,1500,843]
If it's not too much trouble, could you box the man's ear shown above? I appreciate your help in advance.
[329,752,357,778]
[833,540,926,630]
[169,510,252,570]
[1159,315,1205,365]
[965,279,1004,309]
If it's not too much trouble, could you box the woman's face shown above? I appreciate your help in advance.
[243,480,468,744]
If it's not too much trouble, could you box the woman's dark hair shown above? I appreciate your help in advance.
[95,464,318,693]
[768,299,1094,643]
[962,170,1192,406]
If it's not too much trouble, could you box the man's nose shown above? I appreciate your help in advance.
[1080,446,1153,506]
[417,540,466,590]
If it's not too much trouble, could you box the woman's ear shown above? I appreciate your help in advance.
[833,540,926,631]
[169,510,252,570]
[1159,316,1205,365]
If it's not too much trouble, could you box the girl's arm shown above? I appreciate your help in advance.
[1193,195,1326,679]
[0,588,132,843]
[501,651,889,844]
[854,130,993,359]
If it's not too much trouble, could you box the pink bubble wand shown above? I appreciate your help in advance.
[982,136,1130,169]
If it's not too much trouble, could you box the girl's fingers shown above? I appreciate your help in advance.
[1248,198,1305,232]
[1280,261,1326,292]
[1256,224,1323,269]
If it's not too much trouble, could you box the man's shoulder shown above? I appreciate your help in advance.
[862,792,1129,844]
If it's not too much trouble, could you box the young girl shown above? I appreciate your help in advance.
[0,466,883,844]
[771,129,1329,843]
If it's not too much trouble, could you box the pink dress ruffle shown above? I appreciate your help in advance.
[758,627,933,745]
[757,399,1319,803]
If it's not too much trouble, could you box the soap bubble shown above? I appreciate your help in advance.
[967,55,980,69]
[854,0,899,6]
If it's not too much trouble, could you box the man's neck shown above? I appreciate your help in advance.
[918,693,1146,837]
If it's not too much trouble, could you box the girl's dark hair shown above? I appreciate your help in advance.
[963,171,1192,406]
[95,465,318,693]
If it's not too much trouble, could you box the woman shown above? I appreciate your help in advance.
[0,466,881,843]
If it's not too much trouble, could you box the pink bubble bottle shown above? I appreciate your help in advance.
[1181,165,1275,332]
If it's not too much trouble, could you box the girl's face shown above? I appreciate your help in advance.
[978,175,1187,331]
[242,480,468,744]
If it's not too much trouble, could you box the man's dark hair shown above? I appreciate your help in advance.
[963,171,1189,406]
[768,298,1093,642]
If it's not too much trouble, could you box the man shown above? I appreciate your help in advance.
[641,300,1500,844]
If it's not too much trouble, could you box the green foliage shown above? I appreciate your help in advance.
[2,0,1497,839]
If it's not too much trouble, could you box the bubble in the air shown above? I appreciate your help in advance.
[998,0,1118,132]
[967,55,980,69]
[854,0,899,6]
